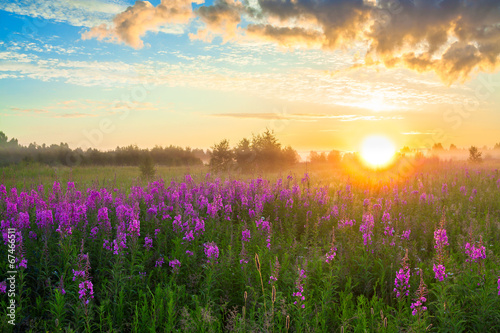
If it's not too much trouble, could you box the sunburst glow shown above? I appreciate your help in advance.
[360,135,396,168]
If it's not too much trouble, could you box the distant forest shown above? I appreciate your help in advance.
[0,131,209,167]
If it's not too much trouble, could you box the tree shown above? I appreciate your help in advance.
[251,129,282,171]
[282,145,300,166]
[0,131,7,146]
[210,139,233,172]
[468,146,482,163]
[309,151,328,164]
[139,154,156,179]
[494,142,500,150]
[234,138,254,172]
[432,143,444,151]
[327,150,341,165]
[449,144,457,150]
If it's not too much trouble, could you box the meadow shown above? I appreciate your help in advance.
[1,162,500,332]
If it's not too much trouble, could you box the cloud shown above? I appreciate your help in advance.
[191,0,244,42]
[10,107,48,114]
[2,99,160,119]
[54,113,98,118]
[401,131,435,135]
[82,0,203,49]
[0,0,128,28]
[81,0,500,82]
[209,112,404,121]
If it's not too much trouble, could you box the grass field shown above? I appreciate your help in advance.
[1,160,500,332]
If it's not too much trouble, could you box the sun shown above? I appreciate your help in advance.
[360,135,396,168]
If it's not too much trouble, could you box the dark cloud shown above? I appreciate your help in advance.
[82,0,500,82]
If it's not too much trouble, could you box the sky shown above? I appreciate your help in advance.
[1,0,500,154]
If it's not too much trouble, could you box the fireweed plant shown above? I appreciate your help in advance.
[0,164,499,332]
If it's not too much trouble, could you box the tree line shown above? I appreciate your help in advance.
[209,129,300,172]
[0,131,207,167]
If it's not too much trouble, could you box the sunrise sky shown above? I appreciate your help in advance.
[1,0,500,154]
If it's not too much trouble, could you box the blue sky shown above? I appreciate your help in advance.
[1,0,499,153]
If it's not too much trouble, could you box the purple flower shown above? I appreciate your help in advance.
[155,257,164,267]
[78,280,94,301]
[465,242,486,263]
[72,269,86,281]
[90,227,99,238]
[242,229,251,242]
[401,230,411,240]
[203,242,219,264]
[411,270,428,316]
[268,257,280,284]
[359,213,374,247]
[169,259,181,273]
[0,281,6,294]
[434,229,449,249]
[293,269,307,308]
[338,219,354,229]
[144,237,153,249]
[393,251,410,298]
[433,263,447,281]
[128,219,140,238]
[442,183,448,195]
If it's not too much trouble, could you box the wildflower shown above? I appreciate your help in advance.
[128,219,140,238]
[72,269,86,281]
[433,264,447,282]
[155,257,164,268]
[465,241,486,263]
[90,227,99,238]
[242,229,251,242]
[460,186,467,196]
[497,277,500,296]
[325,227,337,263]
[411,269,428,316]
[169,259,181,274]
[103,239,111,251]
[442,183,448,195]
[183,230,194,242]
[338,218,355,229]
[269,257,280,284]
[186,250,194,256]
[360,213,374,247]
[194,218,205,236]
[401,230,411,240]
[394,250,410,298]
[0,281,6,294]
[78,280,94,302]
[434,229,449,249]
[204,242,219,264]
[293,268,307,309]
[112,232,127,255]
[433,215,449,281]
[144,237,153,249]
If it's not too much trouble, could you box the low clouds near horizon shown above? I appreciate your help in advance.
[82,0,500,84]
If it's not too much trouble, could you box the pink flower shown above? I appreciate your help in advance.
[242,229,251,242]
[169,259,181,273]
[203,242,219,264]
[433,264,447,281]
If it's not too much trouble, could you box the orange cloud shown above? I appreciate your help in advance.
[82,0,203,49]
